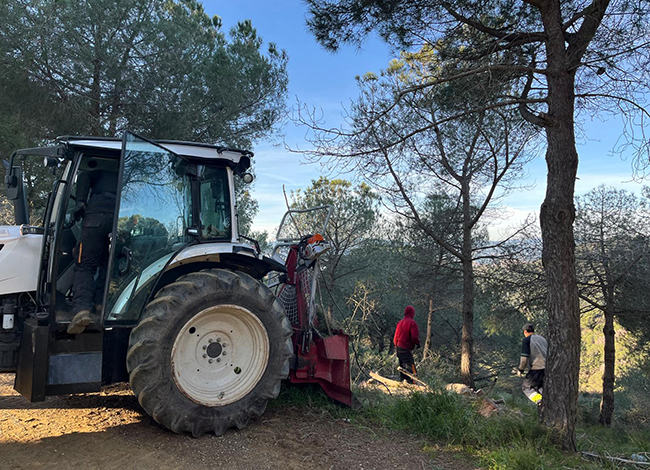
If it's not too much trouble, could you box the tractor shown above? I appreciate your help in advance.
[0,132,351,436]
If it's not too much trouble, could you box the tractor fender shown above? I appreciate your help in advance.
[168,243,286,278]
[109,243,286,320]
[108,243,286,321]
[151,243,286,304]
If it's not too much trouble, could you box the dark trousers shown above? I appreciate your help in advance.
[73,212,113,314]
[396,347,416,383]
[522,369,544,403]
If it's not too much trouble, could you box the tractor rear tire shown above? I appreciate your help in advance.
[126,269,292,436]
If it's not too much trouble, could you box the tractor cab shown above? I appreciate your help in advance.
[1,132,277,400]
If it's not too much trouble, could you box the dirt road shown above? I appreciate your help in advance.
[0,374,473,469]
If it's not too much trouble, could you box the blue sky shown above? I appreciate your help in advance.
[204,0,646,239]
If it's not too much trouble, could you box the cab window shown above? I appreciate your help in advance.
[199,166,231,240]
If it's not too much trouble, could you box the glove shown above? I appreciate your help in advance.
[73,202,86,221]
[512,368,525,377]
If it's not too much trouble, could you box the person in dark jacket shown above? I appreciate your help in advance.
[393,305,420,383]
[67,162,118,334]
[516,323,548,405]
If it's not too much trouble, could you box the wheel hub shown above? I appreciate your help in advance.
[206,342,223,358]
[171,304,270,407]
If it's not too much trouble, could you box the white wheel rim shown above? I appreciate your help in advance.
[171,304,270,406]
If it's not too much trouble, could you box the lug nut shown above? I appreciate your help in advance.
[222,351,227,356]
[208,359,213,363]
[208,338,213,343]
[202,354,207,358]
[216,358,221,363]
[202,345,207,350]
[222,343,228,347]
[217,337,221,343]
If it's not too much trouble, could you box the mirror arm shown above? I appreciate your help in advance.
[240,235,261,254]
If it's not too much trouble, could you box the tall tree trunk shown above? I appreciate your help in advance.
[423,298,433,360]
[538,5,581,450]
[599,302,615,425]
[460,255,474,388]
[460,186,474,388]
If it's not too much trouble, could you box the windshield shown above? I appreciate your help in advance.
[105,133,192,322]
[199,165,231,240]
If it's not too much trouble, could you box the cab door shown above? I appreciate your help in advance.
[103,132,193,325]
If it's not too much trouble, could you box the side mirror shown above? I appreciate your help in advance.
[4,165,29,225]
[5,166,22,200]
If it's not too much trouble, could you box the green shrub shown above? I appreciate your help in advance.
[274,376,649,469]
[389,390,475,443]
[374,388,548,447]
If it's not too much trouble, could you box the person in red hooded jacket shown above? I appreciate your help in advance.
[393,305,420,383]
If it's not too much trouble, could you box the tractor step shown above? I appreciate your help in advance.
[14,318,103,401]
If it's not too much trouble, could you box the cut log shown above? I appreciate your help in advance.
[396,367,431,389]
[369,371,407,388]
[368,371,427,392]
[445,383,472,395]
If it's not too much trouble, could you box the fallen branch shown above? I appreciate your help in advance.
[581,451,650,467]
[368,371,407,389]
[367,371,426,392]
[397,367,431,389]
[485,377,498,396]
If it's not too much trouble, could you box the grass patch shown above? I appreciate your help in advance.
[271,380,649,469]
[367,388,544,446]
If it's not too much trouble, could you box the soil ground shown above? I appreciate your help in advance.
[0,374,477,470]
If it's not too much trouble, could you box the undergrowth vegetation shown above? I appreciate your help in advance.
[273,365,650,470]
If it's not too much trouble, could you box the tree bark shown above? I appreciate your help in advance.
[423,297,433,360]
[460,183,474,388]
[538,2,581,451]
[460,255,474,388]
[599,302,615,426]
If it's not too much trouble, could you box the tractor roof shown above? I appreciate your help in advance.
[11,136,253,173]
[56,136,253,166]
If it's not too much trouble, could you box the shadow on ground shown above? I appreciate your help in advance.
[0,373,473,469]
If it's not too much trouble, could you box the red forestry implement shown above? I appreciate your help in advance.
[271,209,352,406]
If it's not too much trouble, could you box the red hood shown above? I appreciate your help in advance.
[404,305,415,318]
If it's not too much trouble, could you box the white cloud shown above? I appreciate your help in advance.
[575,173,643,195]
[486,171,644,240]
[487,207,537,241]
[249,147,326,236]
